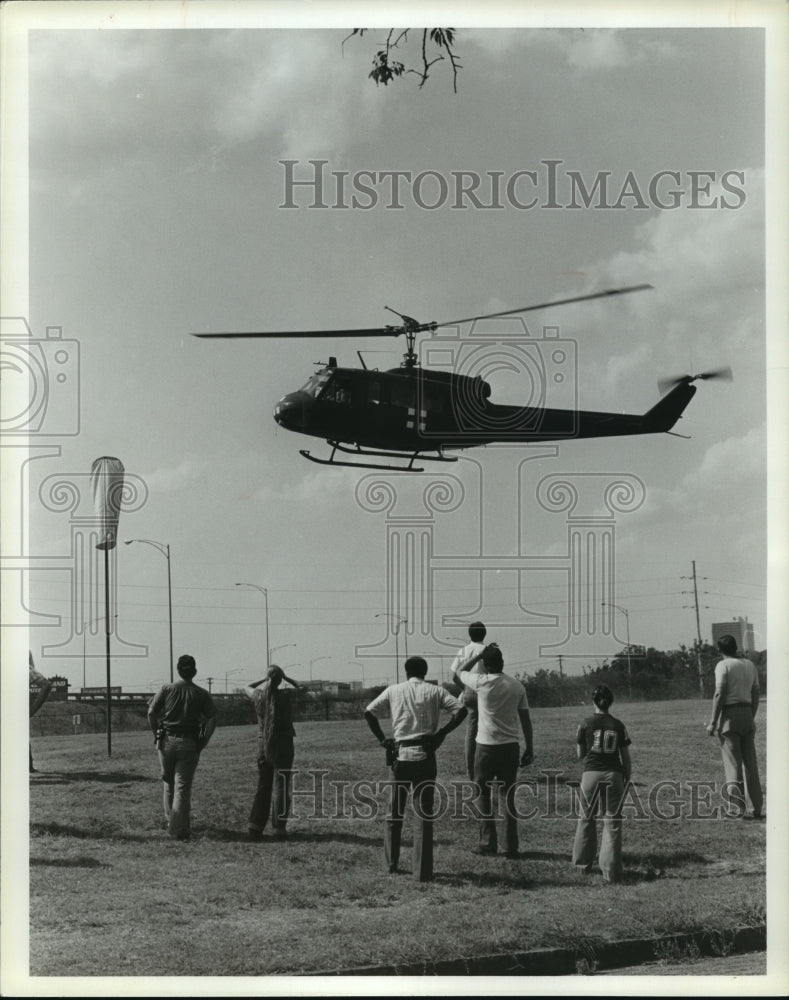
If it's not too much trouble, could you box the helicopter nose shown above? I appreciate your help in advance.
[274,392,308,432]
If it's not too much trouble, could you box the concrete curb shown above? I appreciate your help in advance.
[310,924,766,977]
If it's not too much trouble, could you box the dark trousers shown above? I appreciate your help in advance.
[474,742,520,855]
[386,756,437,881]
[249,737,295,833]
[464,704,479,781]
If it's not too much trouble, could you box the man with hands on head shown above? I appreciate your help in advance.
[454,642,534,858]
[365,656,467,881]
[246,664,308,841]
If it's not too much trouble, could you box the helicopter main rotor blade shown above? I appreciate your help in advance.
[192,327,401,339]
[430,284,653,331]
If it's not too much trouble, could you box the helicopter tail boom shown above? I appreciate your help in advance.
[641,380,698,433]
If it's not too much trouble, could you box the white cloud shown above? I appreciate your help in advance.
[139,457,209,494]
[466,28,680,71]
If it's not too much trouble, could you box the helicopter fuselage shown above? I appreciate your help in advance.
[273,363,697,452]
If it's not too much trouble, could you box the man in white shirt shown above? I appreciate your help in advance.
[706,634,763,819]
[365,656,467,881]
[450,621,488,780]
[454,643,534,858]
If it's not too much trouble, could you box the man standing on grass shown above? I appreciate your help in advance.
[148,654,217,841]
[454,643,534,859]
[706,633,764,820]
[364,656,467,882]
[449,621,488,780]
[29,650,54,774]
[246,664,308,841]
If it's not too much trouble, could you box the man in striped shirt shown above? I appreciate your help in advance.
[365,656,466,881]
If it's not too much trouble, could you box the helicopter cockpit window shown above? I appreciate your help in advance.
[321,376,352,405]
[301,373,331,398]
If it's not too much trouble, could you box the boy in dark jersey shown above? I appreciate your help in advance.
[572,684,631,883]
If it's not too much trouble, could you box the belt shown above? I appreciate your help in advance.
[724,703,752,710]
[397,736,432,748]
[163,727,199,739]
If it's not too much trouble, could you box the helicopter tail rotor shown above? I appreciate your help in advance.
[657,367,733,396]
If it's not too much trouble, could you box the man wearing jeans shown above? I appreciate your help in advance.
[454,643,533,859]
[148,654,216,841]
[365,656,466,881]
[707,633,764,819]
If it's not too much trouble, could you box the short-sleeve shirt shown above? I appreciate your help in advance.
[576,712,631,773]
[451,641,486,706]
[366,677,463,742]
[714,656,759,706]
[249,681,296,740]
[459,671,528,745]
[149,679,216,738]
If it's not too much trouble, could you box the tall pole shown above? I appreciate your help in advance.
[310,656,329,683]
[125,539,173,683]
[602,601,632,700]
[375,612,407,684]
[236,583,270,666]
[104,546,112,756]
[691,560,705,696]
[165,544,173,683]
[624,609,632,701]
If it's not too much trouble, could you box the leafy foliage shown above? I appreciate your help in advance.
[344,28,462,92]
[516,642,767,707]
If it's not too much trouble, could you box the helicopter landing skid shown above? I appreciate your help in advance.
[299,441,458,473]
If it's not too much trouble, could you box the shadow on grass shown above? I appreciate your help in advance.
[623,849,709,869]
[30,770,151,785]
[30,856,109,869]
[202,826,381,846]
[31,821,151,842]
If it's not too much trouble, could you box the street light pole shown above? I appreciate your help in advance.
[236,583,270,665]
[270,642,296,661]
[374,612,407,683]
[224,668,243,693]
[310,655,329,683]
[349,660,366,689]
[602,601,632,700]
[125,539,173,683]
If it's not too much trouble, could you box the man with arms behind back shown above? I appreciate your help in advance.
[706,633,763,819]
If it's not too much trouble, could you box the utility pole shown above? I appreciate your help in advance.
[207,676,214,693]
[682,560,707,697]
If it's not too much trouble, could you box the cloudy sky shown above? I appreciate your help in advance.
[4,4,786,698]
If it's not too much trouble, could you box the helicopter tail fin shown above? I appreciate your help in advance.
[642,381,697,433]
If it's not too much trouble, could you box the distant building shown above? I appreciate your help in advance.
[711,617,756,654]
[306,679,352,696]
[29,674,70,701]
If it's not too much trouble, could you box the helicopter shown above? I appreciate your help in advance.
[193,285,732,472]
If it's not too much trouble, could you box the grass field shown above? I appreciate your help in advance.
[27,699,767,978]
